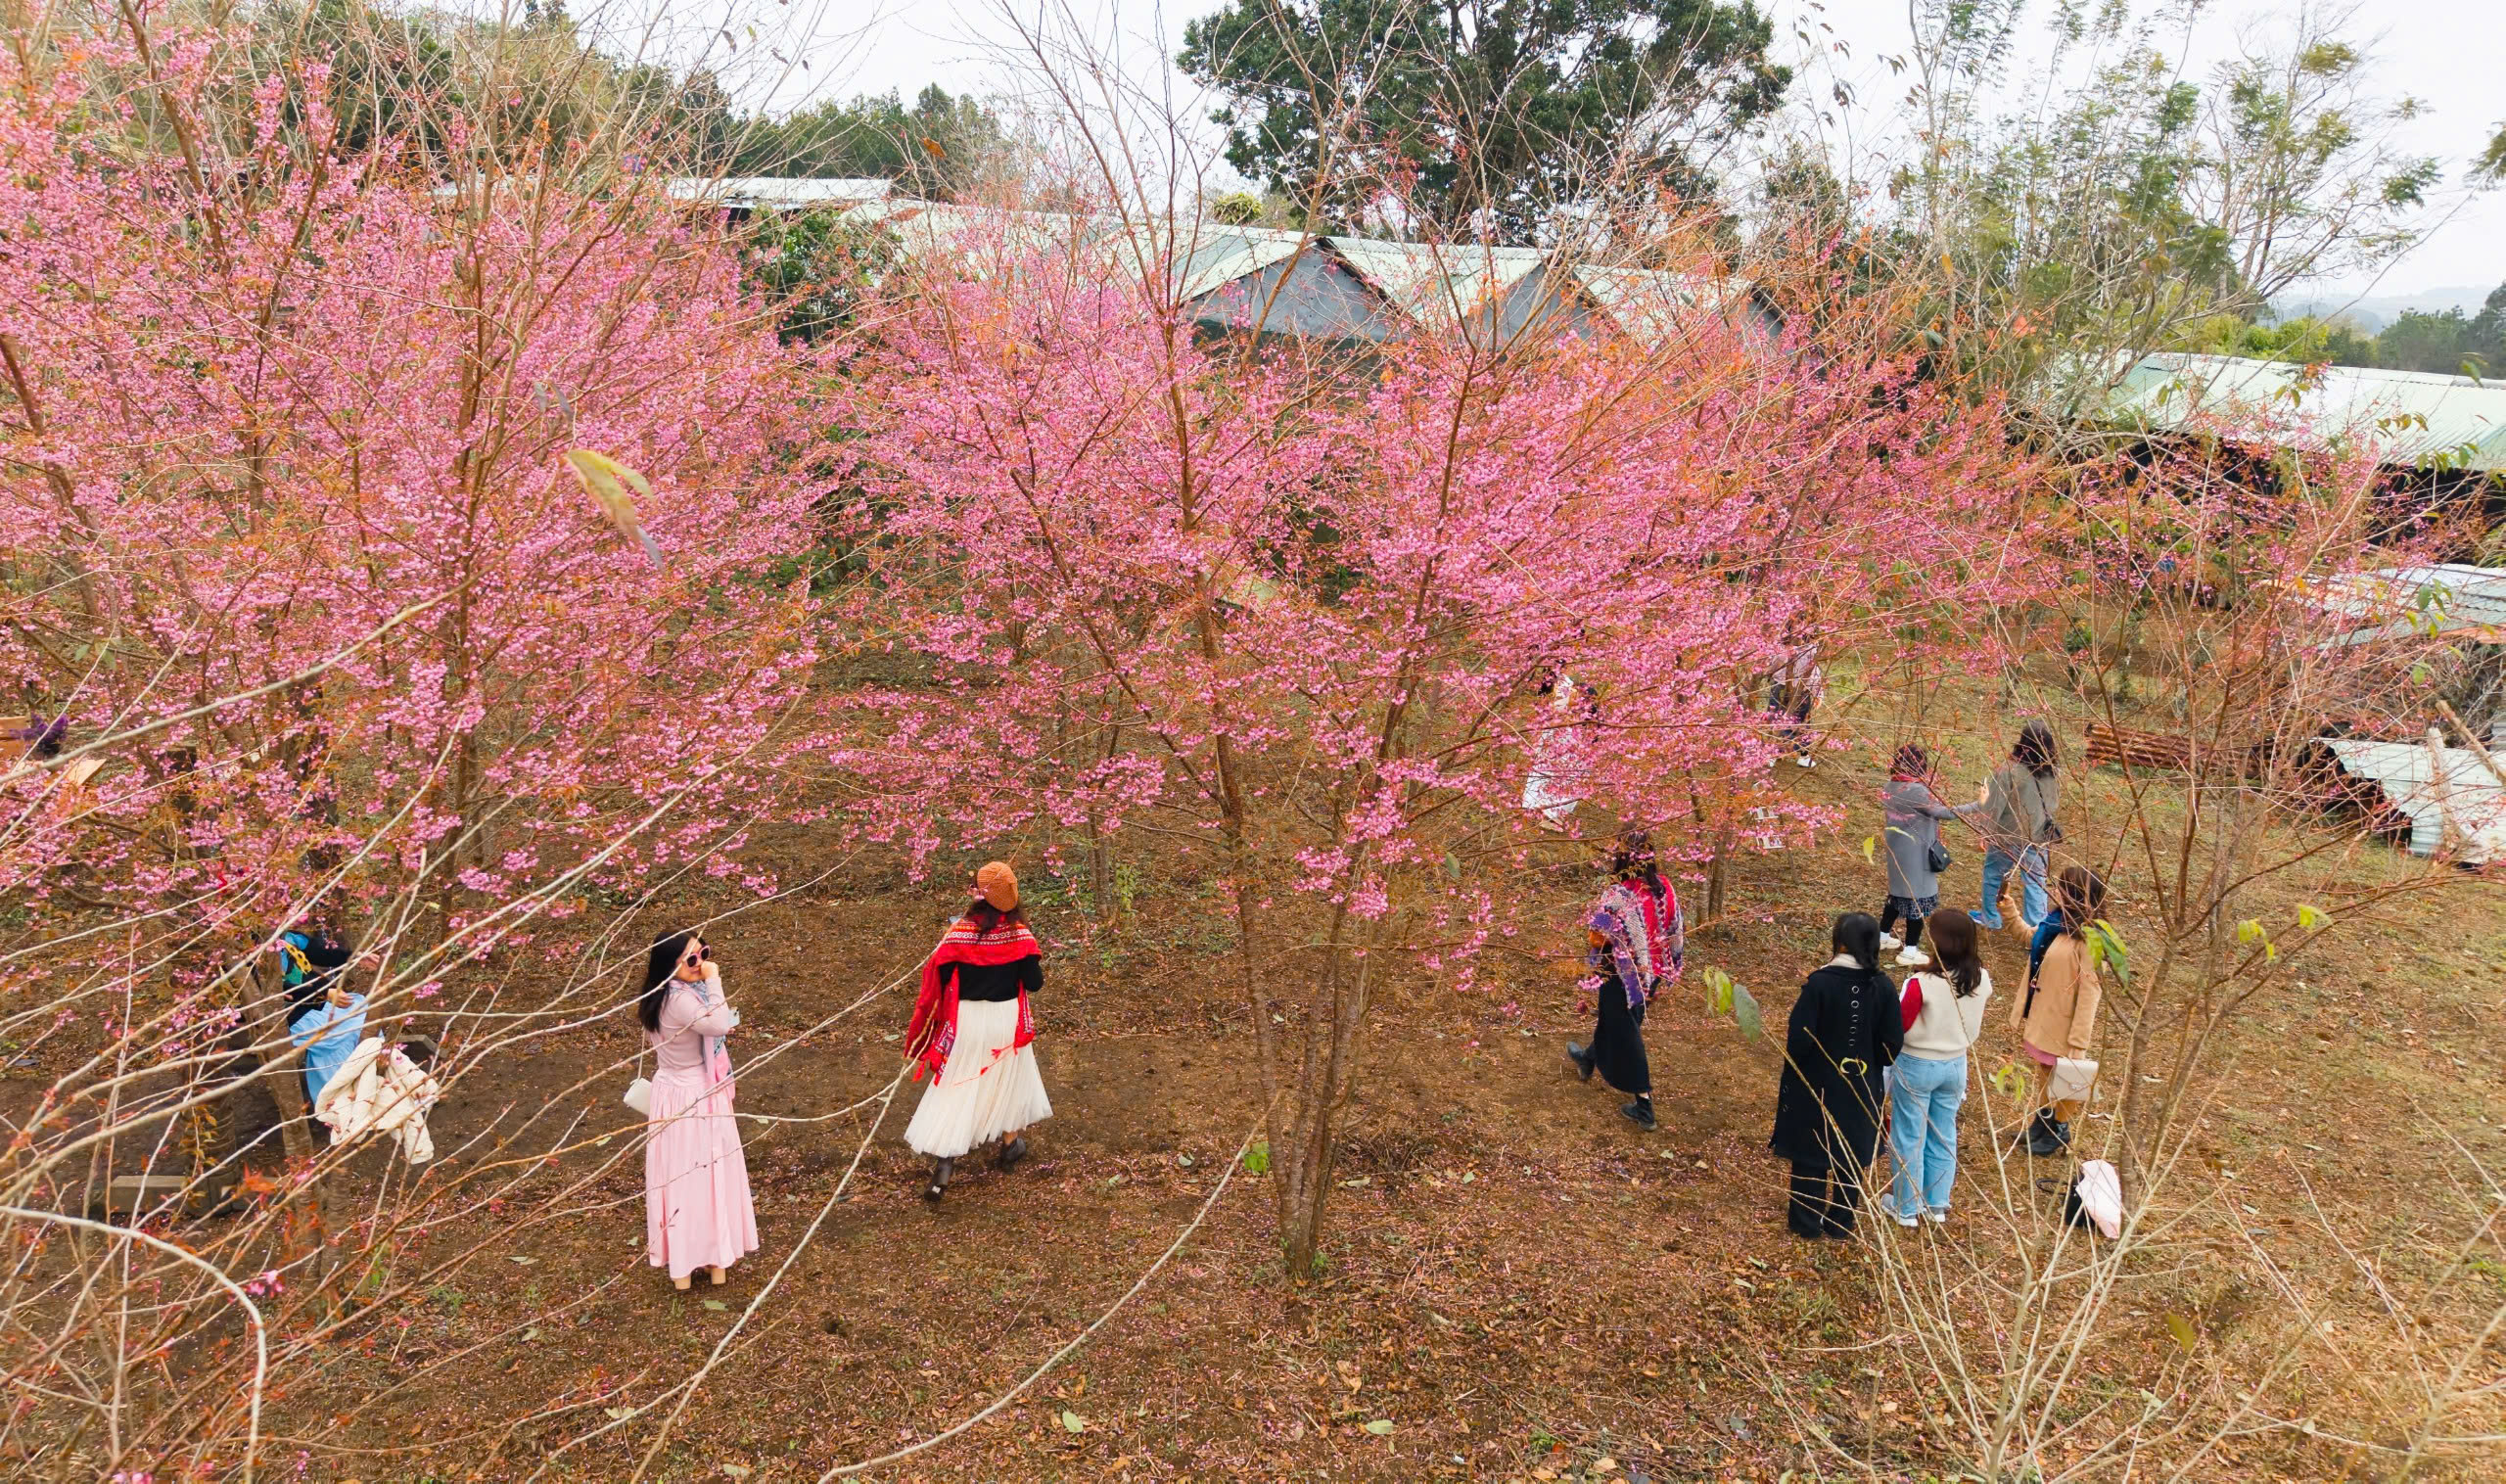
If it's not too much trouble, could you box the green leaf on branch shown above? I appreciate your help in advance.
[1860,834,1878,866]
[1731,983,1763,1042]
[2297,904,2331,931]
[1701,966,1735,1018]
[1987,1061,2030,1098]
[2235,918,2265,946]
[2085,920,2132,987]
[1241,1140,1270,1175]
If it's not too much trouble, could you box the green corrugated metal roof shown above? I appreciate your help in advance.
[2090,352,2506,472]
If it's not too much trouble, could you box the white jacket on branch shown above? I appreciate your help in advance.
[313,1037,441,1165]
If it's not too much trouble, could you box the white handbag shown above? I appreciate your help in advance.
[623,1038,651,1116]
[2047,1055,2099,1104]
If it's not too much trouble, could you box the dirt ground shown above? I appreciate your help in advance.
[23,686,2506,1483]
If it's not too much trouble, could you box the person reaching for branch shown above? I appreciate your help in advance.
[1878,743,1968,968]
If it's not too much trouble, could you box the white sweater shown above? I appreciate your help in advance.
[1902,967,1993,1059]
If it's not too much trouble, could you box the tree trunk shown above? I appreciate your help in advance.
[1276,917,1378,1276]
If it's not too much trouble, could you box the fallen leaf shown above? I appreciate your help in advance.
[508,1255,537,1266]
[720,1466,753,1481]
[702,1299,728,1312]
[1593,1459,1618,1474]
[605,1406,634,1420]
[1059,1410,1087,1433]
[2165,1312,2199,1353]
[1363,1418,1395,1435]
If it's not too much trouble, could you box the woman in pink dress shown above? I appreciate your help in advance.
[637,930,758,1289]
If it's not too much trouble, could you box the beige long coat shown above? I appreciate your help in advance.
[2016,933,2101,1060]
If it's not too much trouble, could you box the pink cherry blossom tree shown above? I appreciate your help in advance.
[827,209,2047,1271]
[0,17,826,981]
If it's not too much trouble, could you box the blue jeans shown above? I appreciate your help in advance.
[1889,1052,1967,1216]
[1975,845,2047,931]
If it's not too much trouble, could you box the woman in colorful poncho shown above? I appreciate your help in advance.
[1565,830,1683,1132]
[903,861,1053,1200]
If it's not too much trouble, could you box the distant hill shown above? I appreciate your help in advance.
[2269,285,2499,336]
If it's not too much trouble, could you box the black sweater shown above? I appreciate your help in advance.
[940,953,1042,1002]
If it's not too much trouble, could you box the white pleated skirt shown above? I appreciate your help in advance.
[903,997,1053,1158]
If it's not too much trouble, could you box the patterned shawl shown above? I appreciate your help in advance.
[905,913,1041,1080]
[1586,877,1683,1009]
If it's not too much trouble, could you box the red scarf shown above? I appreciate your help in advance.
[905,915,1041,1081]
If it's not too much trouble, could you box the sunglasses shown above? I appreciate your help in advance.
[681,943,713,968]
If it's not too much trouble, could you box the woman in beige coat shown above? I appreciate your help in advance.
[2012,885,2101,1157]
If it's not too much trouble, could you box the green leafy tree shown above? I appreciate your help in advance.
[1178,0,1790,241]
[2377,308,2474,376]
[732,86,1007,199]
[745,209,901,343]
[2478,121,2506,184]
[1888,1,2440,406]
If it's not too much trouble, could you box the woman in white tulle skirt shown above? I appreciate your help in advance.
[903,860,1052,1199]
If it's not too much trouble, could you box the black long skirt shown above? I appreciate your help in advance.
[1589,973,1651,1096]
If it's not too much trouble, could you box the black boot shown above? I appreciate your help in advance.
[923,1156,953,1201]
[2047,1119,2074,1154]
[1621,1097,1657,1133]
[2025,1110,2064,1159]
[996,1136,1029,1171]
[1565,1043,1595,1082]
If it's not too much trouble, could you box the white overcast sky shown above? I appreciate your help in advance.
[637,0,2503,298]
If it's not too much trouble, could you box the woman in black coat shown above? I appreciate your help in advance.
[1769,913,1905,1238]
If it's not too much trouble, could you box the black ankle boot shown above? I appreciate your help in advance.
[924,1156,953,1200]
[1565,1043,1595,1082]
[2025,1111,2064,1158]
[1621,1098,1656,1132]
[996,1136,1029,1171]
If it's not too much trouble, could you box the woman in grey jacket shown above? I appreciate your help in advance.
[1879,744,1972,968]
[1972,720,2063,931]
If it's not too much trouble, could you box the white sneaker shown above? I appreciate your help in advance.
[1794,755,1816,768]
[1894,946,1931,967]
[1879,932,1904,951]
[1924,1209,1949,1226]
[1886,1205,1919,1228]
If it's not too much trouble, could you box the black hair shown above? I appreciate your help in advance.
[961,899,1028,934]
[1831,911,1882,973]
[637,930,697,1034]
[1890,742,1928,776]
[2013,719,2059,778]
[1611,828,1662,892]
[1925,908,1984,997]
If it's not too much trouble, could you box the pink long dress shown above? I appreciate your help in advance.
[644,977,758,1281]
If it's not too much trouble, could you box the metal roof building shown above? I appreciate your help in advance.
[2083,353,2506,473]
[667,176,895,211]
[2318,733,2506,857]
[2312,564,2506,646]
[682,182,1771,348]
